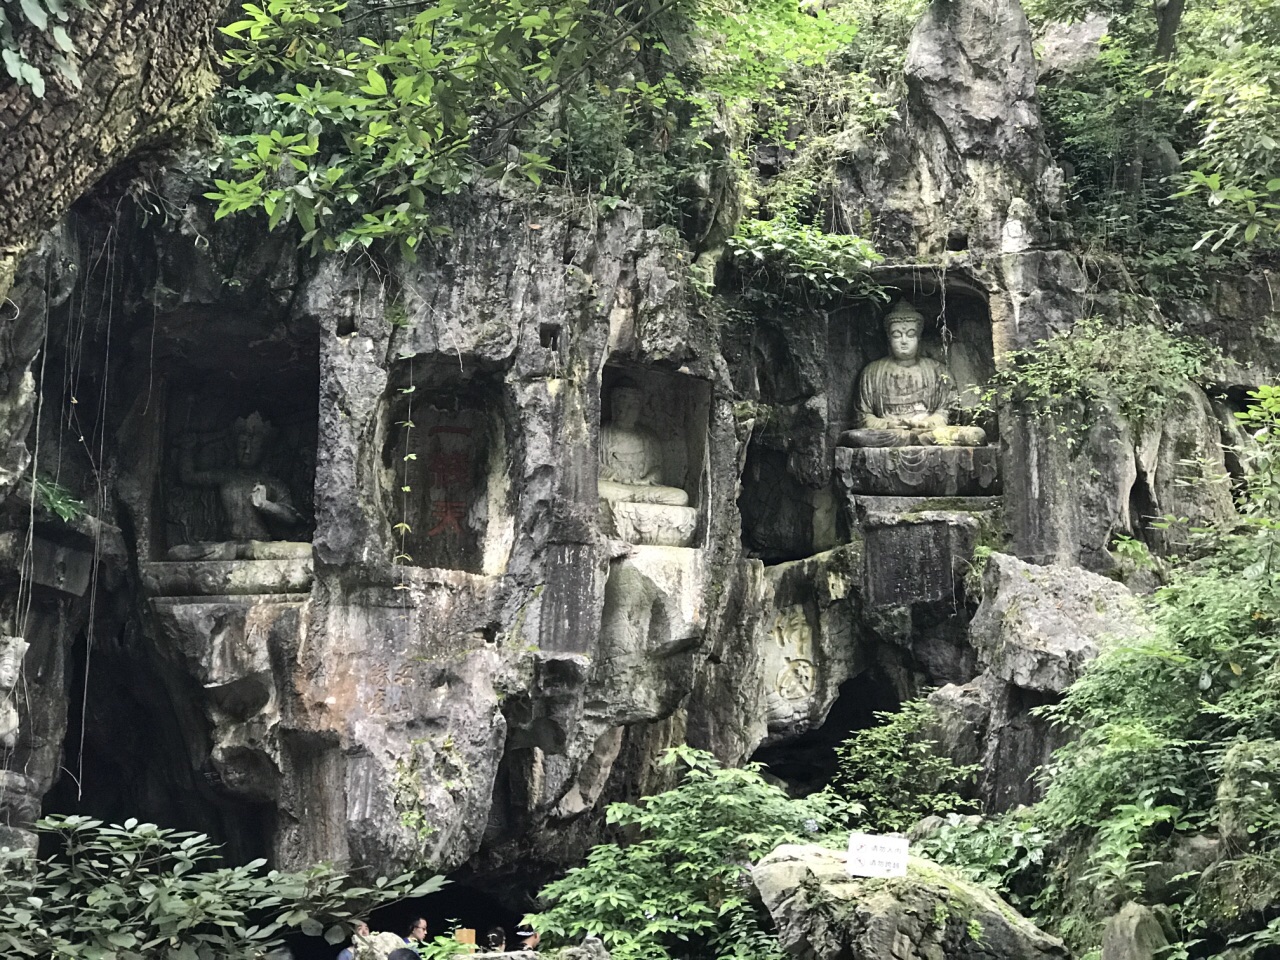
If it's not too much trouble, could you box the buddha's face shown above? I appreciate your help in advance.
[887,323,921,362]
[235,426,266,468]
[0,656,19,693]
[611,387,643,426]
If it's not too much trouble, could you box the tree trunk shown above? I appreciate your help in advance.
[1154,0,1187,61]
[0,0,228,302]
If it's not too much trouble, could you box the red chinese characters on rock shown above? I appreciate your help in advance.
[426,425,473,540]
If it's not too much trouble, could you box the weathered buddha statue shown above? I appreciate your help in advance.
[839,301,987,448]
[169,412,309,561]
[599,382,690,507]
[599,381,697,546]
[0,637,28,752]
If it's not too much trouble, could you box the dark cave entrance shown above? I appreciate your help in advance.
[283,881,526,960]
[40,619,275,864]
[751,669,899,796]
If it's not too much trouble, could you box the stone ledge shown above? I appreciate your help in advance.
[140,559,313,597]
[835,445,1001,496]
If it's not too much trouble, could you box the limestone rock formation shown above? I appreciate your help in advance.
[752,844,1069,960]
[0,0,1262,935]
[931,553,1151,807]
[1101,902,1170,960]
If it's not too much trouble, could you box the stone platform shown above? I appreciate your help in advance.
[856,496,1001,609]
[835,444,1001,496]
[140,558,313,597]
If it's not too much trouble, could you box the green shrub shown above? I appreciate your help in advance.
[987,317,1211,427]
[0,815,443,959]
[832,698,979,833]
[527,746,839,960]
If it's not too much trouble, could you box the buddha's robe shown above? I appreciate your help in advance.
[841,358,986,447]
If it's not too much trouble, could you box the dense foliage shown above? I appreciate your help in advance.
[832,698,979,833]
[0,815,442,959]
[206,0,865,258]
[927,386,1280,957]
[527,747,841,960]
[1029,0,1280,294]
[987,316,1212,427]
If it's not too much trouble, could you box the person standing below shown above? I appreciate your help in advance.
[406,917,429,944]
[336,920,369,960]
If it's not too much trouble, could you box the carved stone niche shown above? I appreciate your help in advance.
[380,364,511,574]
[118,365,318,597]
[597,366,711,548]
[829,275,998,500]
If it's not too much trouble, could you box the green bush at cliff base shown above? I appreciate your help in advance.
[0,814,444,958]
[924,386,1280,957]
[832,698,980,834]
[527,746,844,960]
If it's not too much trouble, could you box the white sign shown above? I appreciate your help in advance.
[846,831,909,878]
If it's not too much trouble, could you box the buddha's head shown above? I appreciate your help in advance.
[233,412,271,468]
[0,637,27,694]
[883,301,925,362]
[609,380,645,427]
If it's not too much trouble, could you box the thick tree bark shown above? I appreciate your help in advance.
[1154,0,1187,61]
[0,0,228,301]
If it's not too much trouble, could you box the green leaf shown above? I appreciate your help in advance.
[363,68,387,96]
[19,0,48,30]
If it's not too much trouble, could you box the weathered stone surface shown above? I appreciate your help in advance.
[1217,740,1280,852]
[857,499,998,609]
[835,446,1001,497]
[753,844,1069,960]
[1038,14,1110,75]
[1005,384,1235,571]
[970,553,1146,693]
[140,559,314,597]
[1102,902,1170,960]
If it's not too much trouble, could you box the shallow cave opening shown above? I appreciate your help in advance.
[284,882,527,960]
[41,621,274,865]
[752,670,899,797]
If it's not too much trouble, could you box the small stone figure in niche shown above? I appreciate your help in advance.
[0,637,28,752]
[598,379,698,547]
[599,381,690,506]
[170,412,309,560]
[839,301,987,448]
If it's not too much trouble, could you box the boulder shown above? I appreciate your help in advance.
[970,552,1146,693]
[1101,902,1169,960]
[752,844,1069,960]
[927,554,1150,808]
[1037,14,1110,75]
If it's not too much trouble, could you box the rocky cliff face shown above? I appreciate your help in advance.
[0,0,1270,919]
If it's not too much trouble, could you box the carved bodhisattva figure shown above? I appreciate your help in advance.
[839,302,986,448]
[0,637,28,752]
[170,412,308,560]
[599,381,698,547]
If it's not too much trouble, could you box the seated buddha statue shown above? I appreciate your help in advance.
[598,380,697,547]
[599,382,690,506]
[169,412,309,560]
[838,301,987,448]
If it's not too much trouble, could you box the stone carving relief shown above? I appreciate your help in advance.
[598,378,700,547]
[390,402,495,573]
[169,412,310,561]
[764,605,817,731]
[0,636,28,752]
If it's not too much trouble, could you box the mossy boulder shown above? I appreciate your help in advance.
[752,843,1068,960]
